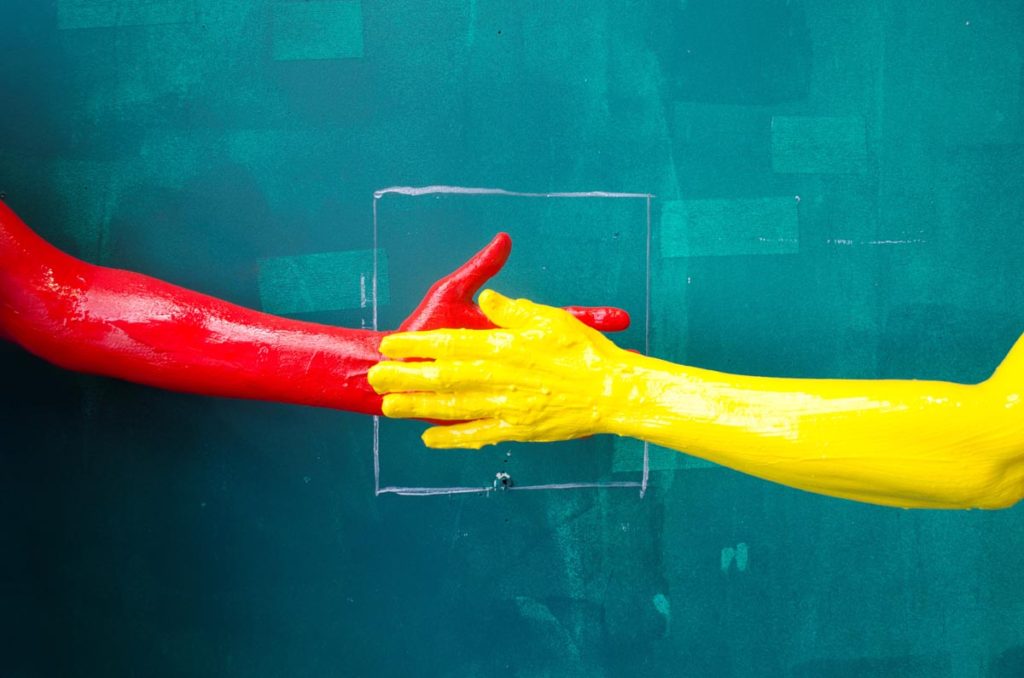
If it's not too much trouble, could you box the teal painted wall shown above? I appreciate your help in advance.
[2,1,1024,676]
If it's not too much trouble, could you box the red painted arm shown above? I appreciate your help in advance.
[0,201,628,415]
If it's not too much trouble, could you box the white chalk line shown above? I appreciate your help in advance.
[373,416,381,495]
[373,185,653,200]
[378,481,645,497]
[641,195,652,499]
[372,196,381,494]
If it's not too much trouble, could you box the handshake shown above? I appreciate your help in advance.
[3,196,1022,511]
[371,231,644,451]
[372,287,649,450]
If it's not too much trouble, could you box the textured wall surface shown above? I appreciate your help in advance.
[2,1,1024,676]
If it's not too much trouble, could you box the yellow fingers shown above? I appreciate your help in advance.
[369,359,546,394]
[378,328,519,360]
[381,391,512,421]
[422,418,530,449]
[369,361,452,393]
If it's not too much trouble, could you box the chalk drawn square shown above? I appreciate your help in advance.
[372,186,651,497]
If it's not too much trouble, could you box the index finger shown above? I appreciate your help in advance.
[379,328,519,360]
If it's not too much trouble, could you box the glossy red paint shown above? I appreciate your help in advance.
[0,201,628,415]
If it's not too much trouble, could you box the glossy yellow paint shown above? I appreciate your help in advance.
[369,290,1024,509]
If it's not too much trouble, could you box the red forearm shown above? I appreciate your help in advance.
[0,202,386,414]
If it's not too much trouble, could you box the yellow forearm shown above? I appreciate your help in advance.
[605,352,1024,509]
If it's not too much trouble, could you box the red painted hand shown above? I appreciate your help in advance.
[399,232,630,333]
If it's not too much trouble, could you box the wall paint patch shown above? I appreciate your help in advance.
[57,0,195,30]
[652,593,671,636]
[771,116,868,174]
[660,197,799,258]
[258,248,388,315]
[272,1,364,61]
[721,543,749,573]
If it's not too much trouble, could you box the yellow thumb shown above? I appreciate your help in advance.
[478,289,534,328]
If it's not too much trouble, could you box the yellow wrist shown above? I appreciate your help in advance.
[595,352,697,441]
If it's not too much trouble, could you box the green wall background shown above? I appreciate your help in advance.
[2,1,1024,676]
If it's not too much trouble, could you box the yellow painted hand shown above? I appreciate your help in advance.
[369,289,635,448]
[371,289,1024,509]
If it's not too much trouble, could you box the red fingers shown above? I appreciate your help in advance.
[562,306,631,333]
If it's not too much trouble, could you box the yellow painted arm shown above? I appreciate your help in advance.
[369,290,1024,509]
